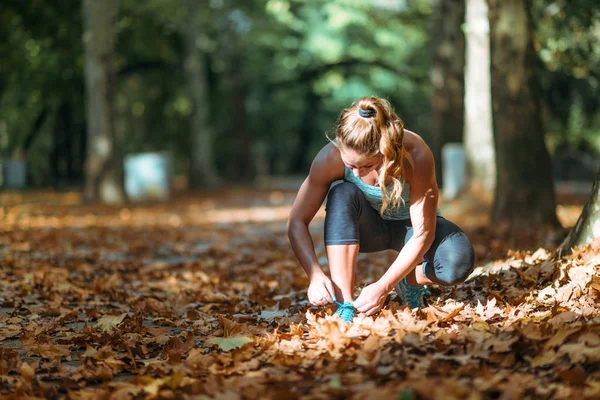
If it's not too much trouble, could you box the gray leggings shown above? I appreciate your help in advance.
[324,182,475,286]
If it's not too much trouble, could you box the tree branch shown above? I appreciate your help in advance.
[268,58,427,89]
[117,61,179,78]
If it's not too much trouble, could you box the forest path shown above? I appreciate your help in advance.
[0,188,598,399]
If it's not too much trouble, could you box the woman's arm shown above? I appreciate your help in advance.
[287,143,344,280]
[378,144,439,291]
[354,139,439,315]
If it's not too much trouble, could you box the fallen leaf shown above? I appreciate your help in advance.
[558,366,587,385]
[529,350,558,368]
[543,327,582,352]
[207,336,253,351]
[96,313,127,332]
[20,362,35,382]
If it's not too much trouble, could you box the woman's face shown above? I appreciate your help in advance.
[339,147,382,178]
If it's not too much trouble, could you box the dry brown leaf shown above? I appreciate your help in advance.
[543,327,582,352]
[96,313,127,332]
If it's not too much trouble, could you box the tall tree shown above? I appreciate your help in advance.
[221,10,252,180]
[184,0,220,188]
[463,0,496,197]
[51,101,76,187]
[82,0,126,203]
[291,90,321,173]
[488,0,559,227]
[430,0,465,187]
[558,168,600,256]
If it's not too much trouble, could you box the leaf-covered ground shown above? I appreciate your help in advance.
[0,189,598,399]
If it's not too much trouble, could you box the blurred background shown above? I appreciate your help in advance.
[0,0,598,211]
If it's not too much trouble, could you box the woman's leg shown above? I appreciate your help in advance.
[324,184,474,307]
[324,182,391,302]
[386,217,474,307]
[326,244,359,302]
[404,263,435,285]
[401,217,476,287]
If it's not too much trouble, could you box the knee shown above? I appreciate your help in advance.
[326,182,360,208]
[433,241,475,286]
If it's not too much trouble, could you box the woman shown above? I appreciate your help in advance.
[287,96,475,323]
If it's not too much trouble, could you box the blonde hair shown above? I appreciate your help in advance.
[332,96,410,215]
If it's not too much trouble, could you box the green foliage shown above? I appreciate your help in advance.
[0,2,83,151]
[398,388,416,400]
[534,0,598,77]
[0,0,598,186]
[533,0,600,156]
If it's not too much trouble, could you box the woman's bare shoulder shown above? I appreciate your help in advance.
[403,129,436,182]
[309,142,345,184]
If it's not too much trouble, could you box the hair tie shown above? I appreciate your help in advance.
[358,108,376,118]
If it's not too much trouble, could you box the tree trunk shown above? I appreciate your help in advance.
[430,0,465,187]
[558,169,600,256]
[291,90,320,173]
[224,30,252,180]
[82,0,126,204]
[50,101,75,187]
[51,103,65,186]
[184,0,219,188]
[62,103,75,183]
[463,0,495,198]
[489,0,558,227]
[22,108,49,153]
[77,122,87,184]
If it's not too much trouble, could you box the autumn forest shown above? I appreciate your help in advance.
[1,0,599,399]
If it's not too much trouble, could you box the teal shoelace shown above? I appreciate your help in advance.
[334,300,356,323]
[395,278,430,309]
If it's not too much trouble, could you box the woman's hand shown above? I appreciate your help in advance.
[307,273,336,306]
[353,281,388,316]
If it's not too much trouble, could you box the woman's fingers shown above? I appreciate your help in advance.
[313,298,326,306]
[324,280,336,302]
[354,301,370,313]
[318,287,331,303]
[358,306,375,316]
[365,307,379,316]
[319,283,336,303]
[355,301,381,315]
[311,289,330,305]
[353,296,369,311]
[309,291,324,306]
[308,279,339,305]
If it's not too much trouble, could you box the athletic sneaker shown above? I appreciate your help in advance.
[334,301,356,323]
[395,277,430,309]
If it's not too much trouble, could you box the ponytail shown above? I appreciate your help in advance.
[378,118,411,214]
